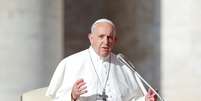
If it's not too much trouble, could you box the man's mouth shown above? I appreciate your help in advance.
[102,47,109,50]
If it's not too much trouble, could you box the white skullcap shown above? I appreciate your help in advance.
[91,18,116,35]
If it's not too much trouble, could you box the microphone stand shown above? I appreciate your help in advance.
[117,54,165,101]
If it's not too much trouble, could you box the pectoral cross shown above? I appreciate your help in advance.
[97,89,108,101]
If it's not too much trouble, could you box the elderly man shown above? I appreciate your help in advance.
[46,18,156,101]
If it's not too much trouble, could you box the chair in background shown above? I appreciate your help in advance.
[21,87,52,101]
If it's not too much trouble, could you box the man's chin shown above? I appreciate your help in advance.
[100,52,110,57]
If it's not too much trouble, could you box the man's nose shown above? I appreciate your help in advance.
[103,36,109,44]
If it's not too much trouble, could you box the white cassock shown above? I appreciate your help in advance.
[46,46,146,101]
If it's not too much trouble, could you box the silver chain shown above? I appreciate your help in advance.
[88,49,111,100]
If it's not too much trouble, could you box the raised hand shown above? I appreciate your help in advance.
[145,88,157,101]
[71,79,88,100]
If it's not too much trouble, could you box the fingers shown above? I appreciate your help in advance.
[79,85,87,93]
[71,79,88,100]
[75,79,84,85]
[77,80,86,89]
[76,79,88,93]
[146,88,157,101]
[148,89,154,96]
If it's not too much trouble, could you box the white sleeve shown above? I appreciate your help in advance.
[46,60,66,98]
[130,72,147,101]
[135,72,147,95]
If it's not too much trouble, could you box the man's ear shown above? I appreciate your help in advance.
[88,33,93,43]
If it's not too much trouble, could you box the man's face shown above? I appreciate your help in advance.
[89,22,117,57]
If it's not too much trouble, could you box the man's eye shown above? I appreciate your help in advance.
[99,35,104,38]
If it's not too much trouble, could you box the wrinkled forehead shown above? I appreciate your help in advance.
[94,23,114,35]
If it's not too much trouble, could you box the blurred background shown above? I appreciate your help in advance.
[0,0,201,101]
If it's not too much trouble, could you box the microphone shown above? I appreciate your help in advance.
[116,53,137,72]
[116,53,165,101]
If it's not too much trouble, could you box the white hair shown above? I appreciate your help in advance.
[91,18,116,35]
